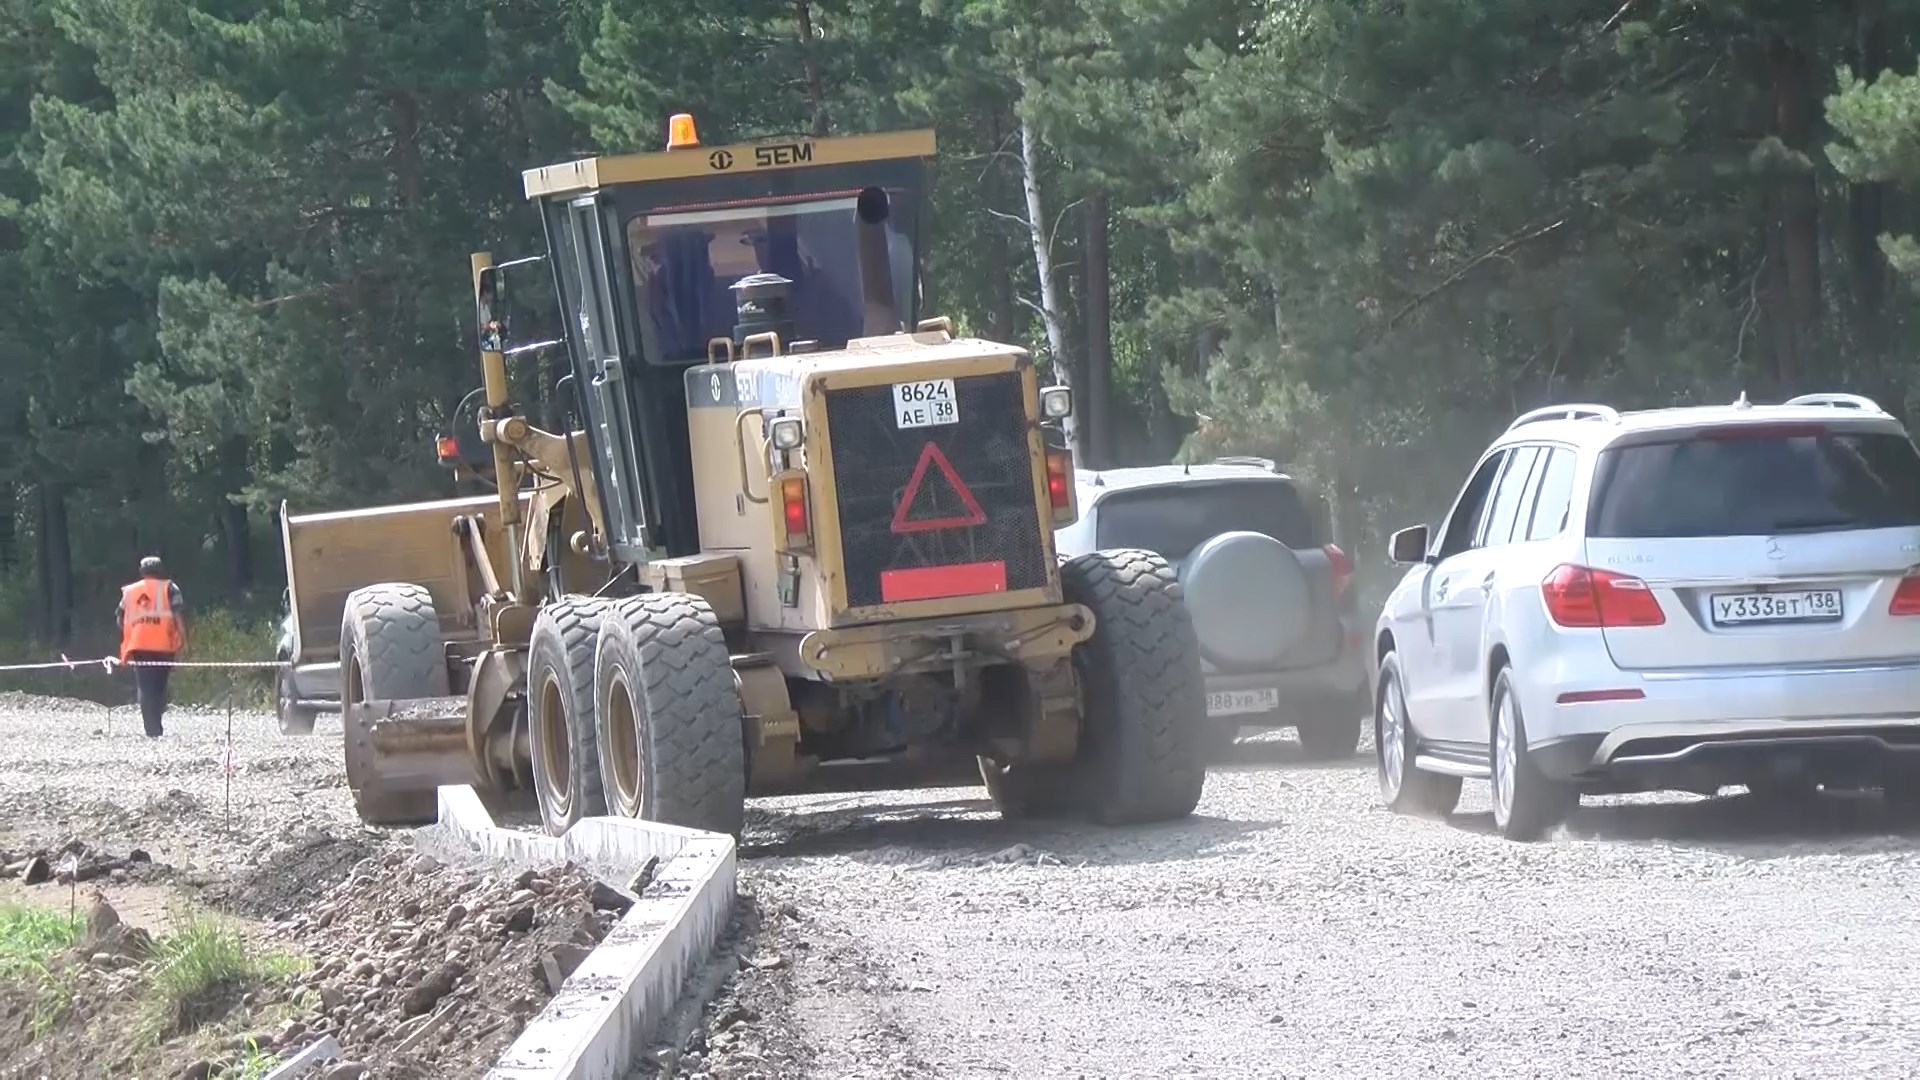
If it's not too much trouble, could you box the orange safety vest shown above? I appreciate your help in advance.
[120,578,184,661]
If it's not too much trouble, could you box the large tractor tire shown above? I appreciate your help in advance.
[593,593,747,836]
[1059,549,1208,825]
[339,583,448,827]
[527,597,613,836]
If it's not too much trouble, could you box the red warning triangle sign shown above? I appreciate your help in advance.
[890,441,988,534]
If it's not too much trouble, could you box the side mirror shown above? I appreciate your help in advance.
[1388,524,1431,565]
[437,387,495,472]
[476,266,507,352]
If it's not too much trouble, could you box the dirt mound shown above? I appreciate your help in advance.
[202,827,375,920]
[2,839,632,1079]
[269,850,629,1077]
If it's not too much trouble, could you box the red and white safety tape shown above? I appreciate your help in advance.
[0,655,288,674]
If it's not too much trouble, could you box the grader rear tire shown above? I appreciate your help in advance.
[340,583,447,827]
[527,597,612,836]
[1060,549,1207,825]
[593,593,747,836]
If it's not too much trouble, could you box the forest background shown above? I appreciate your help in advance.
[7,0,1920,700]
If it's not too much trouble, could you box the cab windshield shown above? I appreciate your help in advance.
[623,191,916,363]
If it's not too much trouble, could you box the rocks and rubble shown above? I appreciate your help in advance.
[0,840,166,887]
[0,696,627,1079]
[265,852,625,1076]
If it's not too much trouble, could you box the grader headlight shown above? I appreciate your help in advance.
[769,415,806,451]
[1040,385,1074,420]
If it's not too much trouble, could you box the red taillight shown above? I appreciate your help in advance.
[1540,564,1665,628]
[435,434,459,462]
[780,475,810,546]
[1044,448,1074,525]
[1890,573,1920,616]
[1045,450,1070,508]
[1323,543,1353,599]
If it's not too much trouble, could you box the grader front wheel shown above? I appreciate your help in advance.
[593,593,747,836]
[339,583,448,827]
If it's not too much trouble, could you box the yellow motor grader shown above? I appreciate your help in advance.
[285,114,1208,835]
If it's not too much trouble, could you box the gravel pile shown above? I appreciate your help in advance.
[261,852,631,1078]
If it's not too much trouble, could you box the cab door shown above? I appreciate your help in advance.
[546,195,650,561]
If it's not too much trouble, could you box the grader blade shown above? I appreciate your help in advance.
[343,695,487,822]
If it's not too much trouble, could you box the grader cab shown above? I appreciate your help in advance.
[313,115,1209,835]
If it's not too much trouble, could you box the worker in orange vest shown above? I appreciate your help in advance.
[117,556,187,738]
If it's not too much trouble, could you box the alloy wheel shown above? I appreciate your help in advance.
[1492,686,1518,828]
[1378,678,1407,801]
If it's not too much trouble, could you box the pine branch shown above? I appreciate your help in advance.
[1382,218,1568,331]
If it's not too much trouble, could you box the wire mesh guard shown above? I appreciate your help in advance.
[824,370,1049,608]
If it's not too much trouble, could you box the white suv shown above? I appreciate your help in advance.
[1372,393,1920,840]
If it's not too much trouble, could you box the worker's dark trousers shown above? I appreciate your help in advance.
[126,650,174,737]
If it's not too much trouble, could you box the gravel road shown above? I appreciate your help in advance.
[9,689,1920,1078]
[703,733,1920,1079]
[0,690,360,879]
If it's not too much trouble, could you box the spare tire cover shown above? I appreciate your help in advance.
[1180,530,1311,670]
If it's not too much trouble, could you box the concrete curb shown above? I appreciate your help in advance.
[420,786,738,1080]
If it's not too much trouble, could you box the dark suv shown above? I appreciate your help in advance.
[1057,460,1368,758]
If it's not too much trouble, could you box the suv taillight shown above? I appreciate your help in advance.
[1541,564,1665,628]
[1323,543,1353,600]
[1891,573,1920,616]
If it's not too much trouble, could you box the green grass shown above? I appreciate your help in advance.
[218,1036,281,1079]
[138,911,306,1044]
[0,905,85,1039]
[0,906,83,977]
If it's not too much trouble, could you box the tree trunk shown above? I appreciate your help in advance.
[1193,253,1222,375]
[1767,38,1822,391]
[1017,103,1078,454]
[0,483,14,573]
[793,2,830,136]
[35,483,72,646]
[210,437,255,598]
[221,501,254,597]
[1848,11,1891,343]
[390,91,422,207]
[984,112,1017,342]
[1083,191,1114,468]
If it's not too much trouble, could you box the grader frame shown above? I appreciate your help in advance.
[308,116,1210,835]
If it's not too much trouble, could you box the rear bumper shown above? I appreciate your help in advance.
[1533,722,1920,787]
[1203,651,1367,729]
[1521,653,1920,785]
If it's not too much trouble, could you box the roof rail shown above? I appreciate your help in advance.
[1782,392,1884,414]
[1506,403,1620,433]
[1212,456,1278,471]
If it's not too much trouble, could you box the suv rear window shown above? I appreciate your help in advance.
[1094,480,1316,556]
[1587,427,1920,538]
